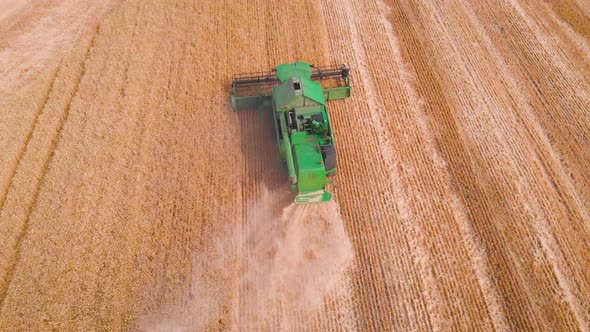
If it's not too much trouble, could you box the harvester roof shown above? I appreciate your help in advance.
[275,61,313,81]
[273,62,326,110]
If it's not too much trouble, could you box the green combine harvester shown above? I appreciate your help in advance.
[231,62,351,204]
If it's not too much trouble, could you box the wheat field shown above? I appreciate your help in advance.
[1,0,589,330]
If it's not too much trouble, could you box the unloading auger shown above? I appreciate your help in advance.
[231,62,351,204]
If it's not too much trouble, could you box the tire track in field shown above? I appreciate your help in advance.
[496,0,590,201]
[0,26,100,312]
[541,0,590,40]
[467,1,590,328]
[343,0,508,328]
[0,62,61,212]
[322,0,435,329]
[536,1,590,76]
[457,2,590,326]
[380,1,510,329]
[386,0,551,329]
[79,2,147,326]
[401,0,588,329]
[338,0,441,329]
[370,1,504,329]
[425,0,581,328]
[78,2,203,327]
[391,1,518,327]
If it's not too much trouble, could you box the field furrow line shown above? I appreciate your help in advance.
[417,0,589,329]
[86,2,153,323]
[406,5,494,329]
[476,2,590,212]
[462,0,590,234]
[387,4,511,328]
[536,1,590,76]
[351,0,505,329]
[487,0,590,131]
[393,3,515,329]
[458,0,590,321]
[505,0,590,120]
[342,0,445,329]
[0,24,100,312]
[320,3,401,329]
[370,1,470,327]
[130,2,233,327]
[0,62,61,212]
[395,1,562,329]
[463,2,590,328]
[508,0,589,91]
[322,0,450,329]
[520,176,590,331]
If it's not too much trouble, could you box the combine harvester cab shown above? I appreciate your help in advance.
[231,62,351,204]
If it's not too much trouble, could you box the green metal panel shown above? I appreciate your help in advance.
[291,132,307,145]
[300,77,326,105]
[293,141,326,193]
[278,111,296,181]
[231,94,272,111]
[294,105,322,116]
[275,62,313,82]
[323,86,351,101]
[273,77,327,110]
